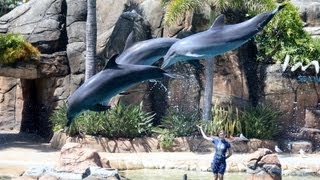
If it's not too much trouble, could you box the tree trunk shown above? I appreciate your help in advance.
[202,58,215,121]
[85,0,97,81]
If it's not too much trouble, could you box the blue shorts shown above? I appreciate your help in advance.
[211,158,226,174]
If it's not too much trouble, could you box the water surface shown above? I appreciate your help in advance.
[120,169,319,180]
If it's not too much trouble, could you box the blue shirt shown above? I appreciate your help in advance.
[212,138,230,160]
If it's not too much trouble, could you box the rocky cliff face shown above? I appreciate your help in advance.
[0,0,319,147]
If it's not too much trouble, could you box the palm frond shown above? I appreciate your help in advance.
[164,0,204,25]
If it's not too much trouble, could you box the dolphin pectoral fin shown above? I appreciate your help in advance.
[210,14,225,29]
[89,104,111,112]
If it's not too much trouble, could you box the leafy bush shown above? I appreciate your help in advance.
[158,108,200,137]
[50,102,155,138]
[202,104,242,137]
[256,2,320,65]
[240,104,282,140]
[0,33,40,64]
[103,102,155,138]
[152,128,175,150]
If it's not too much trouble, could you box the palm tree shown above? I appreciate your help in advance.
[85,0,97,81]
[162,0,276,121]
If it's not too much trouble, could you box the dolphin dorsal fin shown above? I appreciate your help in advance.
[210,14,225,29]
[123,31,135,50]
[104,54,119,69]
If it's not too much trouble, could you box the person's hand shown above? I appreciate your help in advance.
[196,125,202,129]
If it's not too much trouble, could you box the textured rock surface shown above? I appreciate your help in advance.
[50,133,275,154]
[0,0,67,53]
[247,148,282,180]
[56,143,103,173]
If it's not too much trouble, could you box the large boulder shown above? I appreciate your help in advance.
[292,0,320,27]
[56,143,104,173]
[247,148,282,180]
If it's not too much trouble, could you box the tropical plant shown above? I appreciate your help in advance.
[0,33,40,64]
[240,104,282,140]
[256,2,320,65]
[152,128,175,150]
[159,108,200,136]
[202,103,242,137]
[85,0,97,81]
[50,102,155,138]
[104,102,155,138]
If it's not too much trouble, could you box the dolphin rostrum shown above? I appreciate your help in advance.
[161,5,286,68]
[116,36,179,65]
[66,55,173,126]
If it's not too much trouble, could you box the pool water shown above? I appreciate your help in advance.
[120,169,319,180]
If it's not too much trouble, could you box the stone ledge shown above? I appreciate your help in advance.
[50,132,276,153]
[0,51,69,79]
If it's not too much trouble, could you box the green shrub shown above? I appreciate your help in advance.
[201,104,242,137]
[240,104,282,140]
[49,103,68,132]
[0,33,40,64]
[159,108,200,137]
[103,102,155,138]
[50,102,155,138]
[152,128,175,150]
[256,2,320,65]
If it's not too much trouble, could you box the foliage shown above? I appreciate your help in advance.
[202,104,242,137]
[161,0,276,25]
[103,102,155,138]
[50,102,155,138]
[50,103,68,132]
[158,108,200,137]
[256,2,320,65]
[240,104,282,140]
[152,128,175,150]
[0,33,40,64]
[161,0,204,25]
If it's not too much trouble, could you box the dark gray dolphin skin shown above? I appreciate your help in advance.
[161,5,286,68]
[116,35,179,65]
[66,55,173,126]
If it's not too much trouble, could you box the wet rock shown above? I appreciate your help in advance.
[304,109,320,129]
[247,139,277,153]
[289,141,313,153]
[50,131,68,149]
[230,140,249,153]
[19,165,121,180]
[56,143,103,173]
[247,148,282,180]
[291,0,320,27]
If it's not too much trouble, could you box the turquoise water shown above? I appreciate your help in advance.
[120,169,319,180]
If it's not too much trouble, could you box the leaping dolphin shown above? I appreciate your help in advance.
[116,35,179,65]
[66,55,173,126]
[161,5,286,68]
